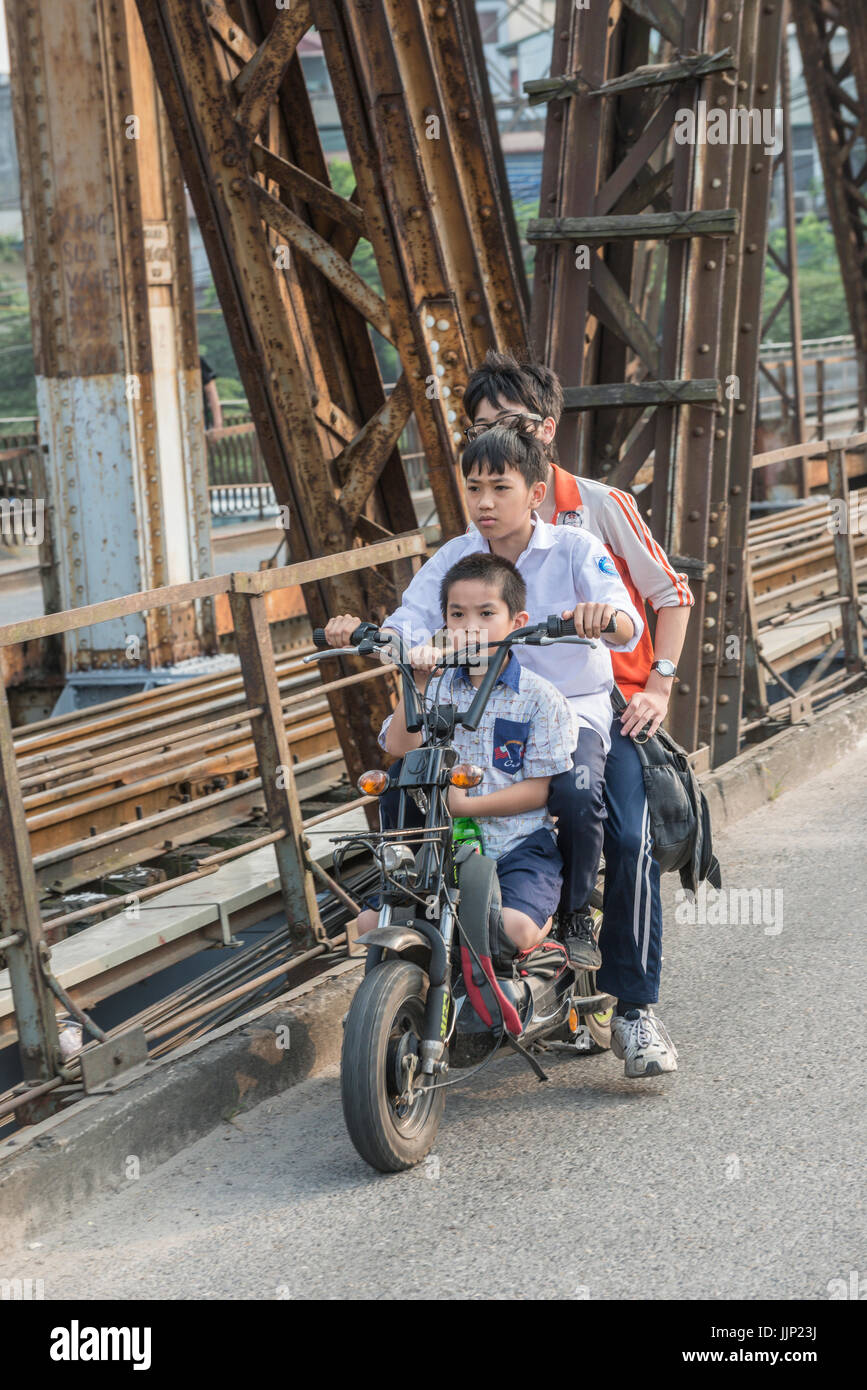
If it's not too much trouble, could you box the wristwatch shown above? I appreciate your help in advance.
[651,658,677,678]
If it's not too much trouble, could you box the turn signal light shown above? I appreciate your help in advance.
[357,769,390,796]
[450,762,483,788]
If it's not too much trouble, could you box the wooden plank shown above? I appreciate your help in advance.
[527,210,738,243]
[562,379,721,410]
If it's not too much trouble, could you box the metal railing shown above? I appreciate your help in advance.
[746,428,867,730]
[0,533,427,1125]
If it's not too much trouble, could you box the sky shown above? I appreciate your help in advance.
[0,3,8,77]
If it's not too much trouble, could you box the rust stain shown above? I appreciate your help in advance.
[235,1069,260,1100]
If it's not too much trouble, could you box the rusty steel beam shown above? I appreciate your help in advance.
[712,0,789,765]
[0,680,61,1086]
[6,0,214,673]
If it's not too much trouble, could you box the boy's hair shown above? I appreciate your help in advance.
[439,552,527,620]
[463,349,564,427]
[460,424,548,488]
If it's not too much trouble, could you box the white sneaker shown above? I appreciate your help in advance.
[611,1008,678,1078]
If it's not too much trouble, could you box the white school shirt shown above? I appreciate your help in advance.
[383,515,644,752]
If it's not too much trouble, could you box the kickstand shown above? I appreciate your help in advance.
[504,1033,548,1082]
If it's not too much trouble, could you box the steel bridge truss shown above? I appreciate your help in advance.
[134,0,530,776]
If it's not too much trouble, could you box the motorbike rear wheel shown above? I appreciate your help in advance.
[341,959,446,1173]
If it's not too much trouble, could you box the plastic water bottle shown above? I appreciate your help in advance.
[452,816,484,855]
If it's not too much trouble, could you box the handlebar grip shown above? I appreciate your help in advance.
[602,611,617,634]
[545,615,576,638]
[312,628,329,648]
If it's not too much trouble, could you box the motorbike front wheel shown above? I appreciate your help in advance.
[341,959,446,1172]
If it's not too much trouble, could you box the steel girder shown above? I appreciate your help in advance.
[529,0,786,760]
[133,0,528,779]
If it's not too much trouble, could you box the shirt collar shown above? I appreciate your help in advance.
[469,513,558,553]
[457,649,521,692]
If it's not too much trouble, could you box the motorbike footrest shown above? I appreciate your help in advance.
[570,991,616,1013]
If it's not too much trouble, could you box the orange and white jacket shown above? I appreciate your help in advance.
[548,465,694,699]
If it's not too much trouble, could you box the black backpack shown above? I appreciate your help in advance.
[610,687,722,895]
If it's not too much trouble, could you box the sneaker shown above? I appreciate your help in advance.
[557,910,602,971]
[611,1008,678,1078]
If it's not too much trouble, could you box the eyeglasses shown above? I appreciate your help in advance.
[463,411,543,442]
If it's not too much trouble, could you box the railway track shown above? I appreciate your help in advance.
[7,643,386,922]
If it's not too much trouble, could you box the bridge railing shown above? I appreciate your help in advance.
[0,533,426,1127]
[746,429,867,732]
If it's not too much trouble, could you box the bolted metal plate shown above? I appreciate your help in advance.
[80,1026,149,1093]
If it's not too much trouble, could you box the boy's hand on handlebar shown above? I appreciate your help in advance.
[323,614,363,648]
[561,603,615,639]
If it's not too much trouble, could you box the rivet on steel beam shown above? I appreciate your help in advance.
[471,314,486,327]
[710,177,722,189]
[499,299,513,311]
[709,512,718,523]
[726,591,736,603]
[603,443,614,456]
[705,259,717,270]
[677,684,691,695]
[740,322,753,333]
[718,694,730,705]
[229,178,245,194]
[730,484,742,495]
[735,402,746,413]
[433,5,447,17]
[688,509,700,521]
[703,643,714,654]
[480,206,493,219]
[752,163,763,173]
[716,724,729,735]
[700,695,710,706]
[409,206,423,219]
[715,428,726,439]
[728,563,737,575]
[708,536,719,548]
[457,107,470,120]
[721,10,734,19]
[693,427,705,437]
[223,149,238,166]
[707,591,718,603]
[698,344,710,353]
[467,290,481,303]
[746,242,758,253]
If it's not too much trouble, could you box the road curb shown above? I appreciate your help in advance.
[699,688,867,830]
[0,958,362,1246]
[3,688,867,1243]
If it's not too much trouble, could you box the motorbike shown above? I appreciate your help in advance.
[303,616,616,1173]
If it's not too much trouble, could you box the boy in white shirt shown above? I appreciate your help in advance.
[325,425,643,974]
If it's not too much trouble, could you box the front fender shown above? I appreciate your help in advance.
[356,926,432,975]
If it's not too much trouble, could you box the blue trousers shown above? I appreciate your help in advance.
[596,715,662,1006]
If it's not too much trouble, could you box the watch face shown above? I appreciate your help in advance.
[654,659,676,677]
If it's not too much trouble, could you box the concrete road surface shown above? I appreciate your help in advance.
[7,739,866,1300]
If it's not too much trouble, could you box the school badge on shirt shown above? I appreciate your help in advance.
[492,717,531,776]
[557,509,583,527]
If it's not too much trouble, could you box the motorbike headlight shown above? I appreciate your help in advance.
[380,843,418,880]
